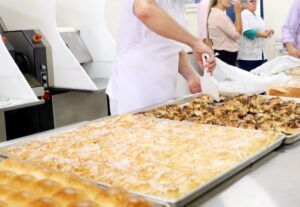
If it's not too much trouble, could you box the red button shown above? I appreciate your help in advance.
[32,33,42,43]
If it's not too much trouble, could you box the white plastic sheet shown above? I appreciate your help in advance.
[212,58,290,95]
[251,55,300,76]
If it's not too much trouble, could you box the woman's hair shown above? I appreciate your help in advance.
[206,0,219,39]
[209,0,219,9]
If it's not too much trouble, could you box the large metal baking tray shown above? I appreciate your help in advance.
[138,93,300,145]
[93,129,284,207]
[0,120,89,148]
[0,116,285,207]
[0,155,164,207]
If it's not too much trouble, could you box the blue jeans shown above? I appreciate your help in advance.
[237,59,267,72]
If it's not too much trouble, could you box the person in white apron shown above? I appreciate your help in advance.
[106,0,216,115]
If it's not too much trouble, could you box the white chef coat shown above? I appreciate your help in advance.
[106,0,186,115]
[237,9,267,61]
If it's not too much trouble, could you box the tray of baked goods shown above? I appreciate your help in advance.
[0,155,154,207]
[0,115,284,207]
[267,77,300,98]
[139,93,300,144]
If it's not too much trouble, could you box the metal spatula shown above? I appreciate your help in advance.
[200,54,220,102]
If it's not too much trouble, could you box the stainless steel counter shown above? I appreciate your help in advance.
[187,142,300,207]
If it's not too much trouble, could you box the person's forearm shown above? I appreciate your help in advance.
[256,31,265,37]
[235,14,243,34]
[134,0,199,48]
[285,42,295,51]
[178,51,199,81]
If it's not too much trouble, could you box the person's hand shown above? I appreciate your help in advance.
[268,29,275,35]
[234,0,243,14]
[265,29,274,37]
[192,41,216,73]
[287,44,300,58]
[188,74,201,93]
[259,30,273,38]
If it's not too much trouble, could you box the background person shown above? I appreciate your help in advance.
[282,0,300,58]
[207,0,243,66]
[237,0,274,71]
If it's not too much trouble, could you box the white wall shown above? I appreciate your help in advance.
[263,0,293,58]
[105,1,123,41]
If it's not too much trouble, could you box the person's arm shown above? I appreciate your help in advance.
[234,1,243,34]
[178,51,201,93]
[243,29,273,40]
[242,11,273,40]
[286,42,300,58]
[134,0,216,72]
[282,0,300,58]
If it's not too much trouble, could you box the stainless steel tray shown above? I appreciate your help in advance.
[139,93,300,145]
[0,155,165,207]
[97,133,284,207]
[0,120,89,148]
[0,118,285,207]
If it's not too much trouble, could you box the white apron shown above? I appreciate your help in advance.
[106,0,186,114]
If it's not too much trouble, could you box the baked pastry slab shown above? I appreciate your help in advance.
[0,158,152,207]
[2,115,279,202]
[141,95,300,135]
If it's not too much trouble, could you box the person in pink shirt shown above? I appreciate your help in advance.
[207,0,243,66]
[282,0,300,58]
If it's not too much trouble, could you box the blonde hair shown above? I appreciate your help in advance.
[206,0,219,39]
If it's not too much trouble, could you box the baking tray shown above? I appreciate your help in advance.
[138,93,300,145]
[0,118,285,207]
[0,155,164,207]
[0,120,90,148]
[93,128,284,207]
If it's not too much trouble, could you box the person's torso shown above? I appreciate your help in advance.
[238,9,267,60]
[208,8,239,52]
[107,0,187,113]
[116,0,186,56]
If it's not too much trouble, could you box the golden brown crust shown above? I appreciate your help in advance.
[1,115,278,201]
[141,95,300,135]
[0,158,152,207]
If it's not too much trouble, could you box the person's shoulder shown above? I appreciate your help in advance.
[241,9,252,16]
[241,9,254,19]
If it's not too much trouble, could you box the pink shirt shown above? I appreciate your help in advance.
[198,0,209,41]
[208,7,241,52]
